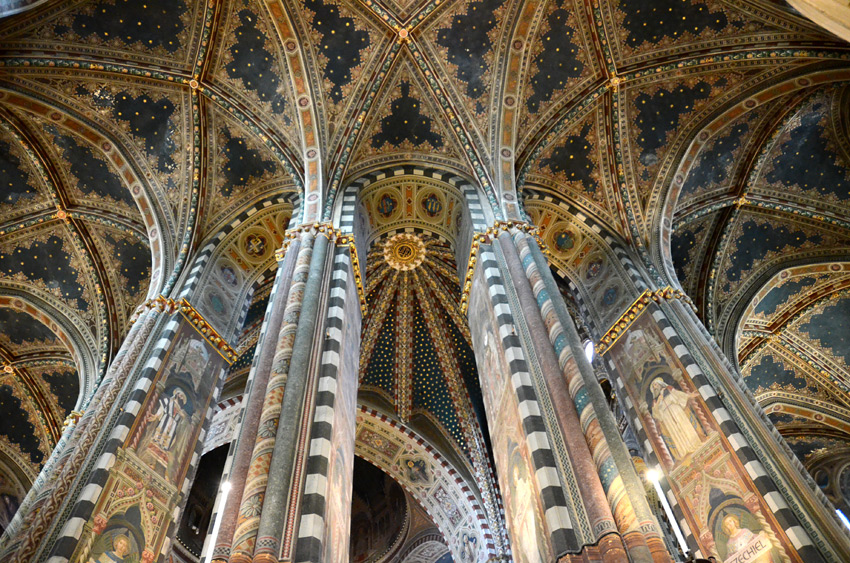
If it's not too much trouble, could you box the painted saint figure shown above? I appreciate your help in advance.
[136,385,193,479]
[720,514,776,563]
[406,458,429,484]
[507,450,549,563]
[649,378,705,461]
[87,534,132,563]
[149,388,188,452]
[460,532,478,562]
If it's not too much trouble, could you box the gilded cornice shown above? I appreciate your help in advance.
[132,296,237,364]
[460,221,546,314]
[596,287,696,356]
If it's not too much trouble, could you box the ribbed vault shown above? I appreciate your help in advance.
[669,83,850,508]
[3,0,850,551]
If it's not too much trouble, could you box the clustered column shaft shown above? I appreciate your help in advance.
[210,237,302,563]
[228,232,316,563]
[252,233,330,562]
[513,230,670,563]
[496,230,635,562]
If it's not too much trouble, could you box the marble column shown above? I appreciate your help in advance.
[496,230,636,562]
[4,289,235,563]
[467,228,633,561]
[252,232,330,563]
[0,403,77,549]
[208,236,301,563]
[223,225,362,563]
[228,232,316,563]
[289,241,361,563]
[512,230,671,563]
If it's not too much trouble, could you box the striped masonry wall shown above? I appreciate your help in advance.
[292,245,357,562]
[49,316,183,561]
[604,305,821,561]
[513,231,669,560]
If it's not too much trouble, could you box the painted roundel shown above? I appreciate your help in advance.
[245,233,267,257]
[383,233,426,271]
[600,285,619,308]
[206,290,228,317]
[239,228,274,263]
[554,230,576,253]
[218,261,240,288]
[584,255,605,282]
[377,193,398,218]
[421,193,443,218]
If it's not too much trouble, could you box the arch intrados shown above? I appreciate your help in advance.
[192,194,297,253]
[355,405,496,562]
[521,186,627,244]
[734,262,850,338]
[178,197,294,342]
[197,185,300,246]
[358,180,462,251]
[763,402,850,436]
[0,294,95,409]
[334,163,491,231]
[522,195,632,285]
[339,161,481,196]
[0,448,33,497]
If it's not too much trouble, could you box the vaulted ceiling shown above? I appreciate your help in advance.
[1,0,850,509]
[359,233,488,472]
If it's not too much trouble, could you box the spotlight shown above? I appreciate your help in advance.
[583,340,595,363]
[837,509,850,532]
[647,467,689,556]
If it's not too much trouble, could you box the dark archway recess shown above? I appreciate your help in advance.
[176,445,229,557]
[349,456,407,562]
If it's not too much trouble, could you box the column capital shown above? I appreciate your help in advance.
[275,222,338,260]
[131,295,180,320]
[62,410,84,428]
[459,222,548,314]
[273,223,366,314]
